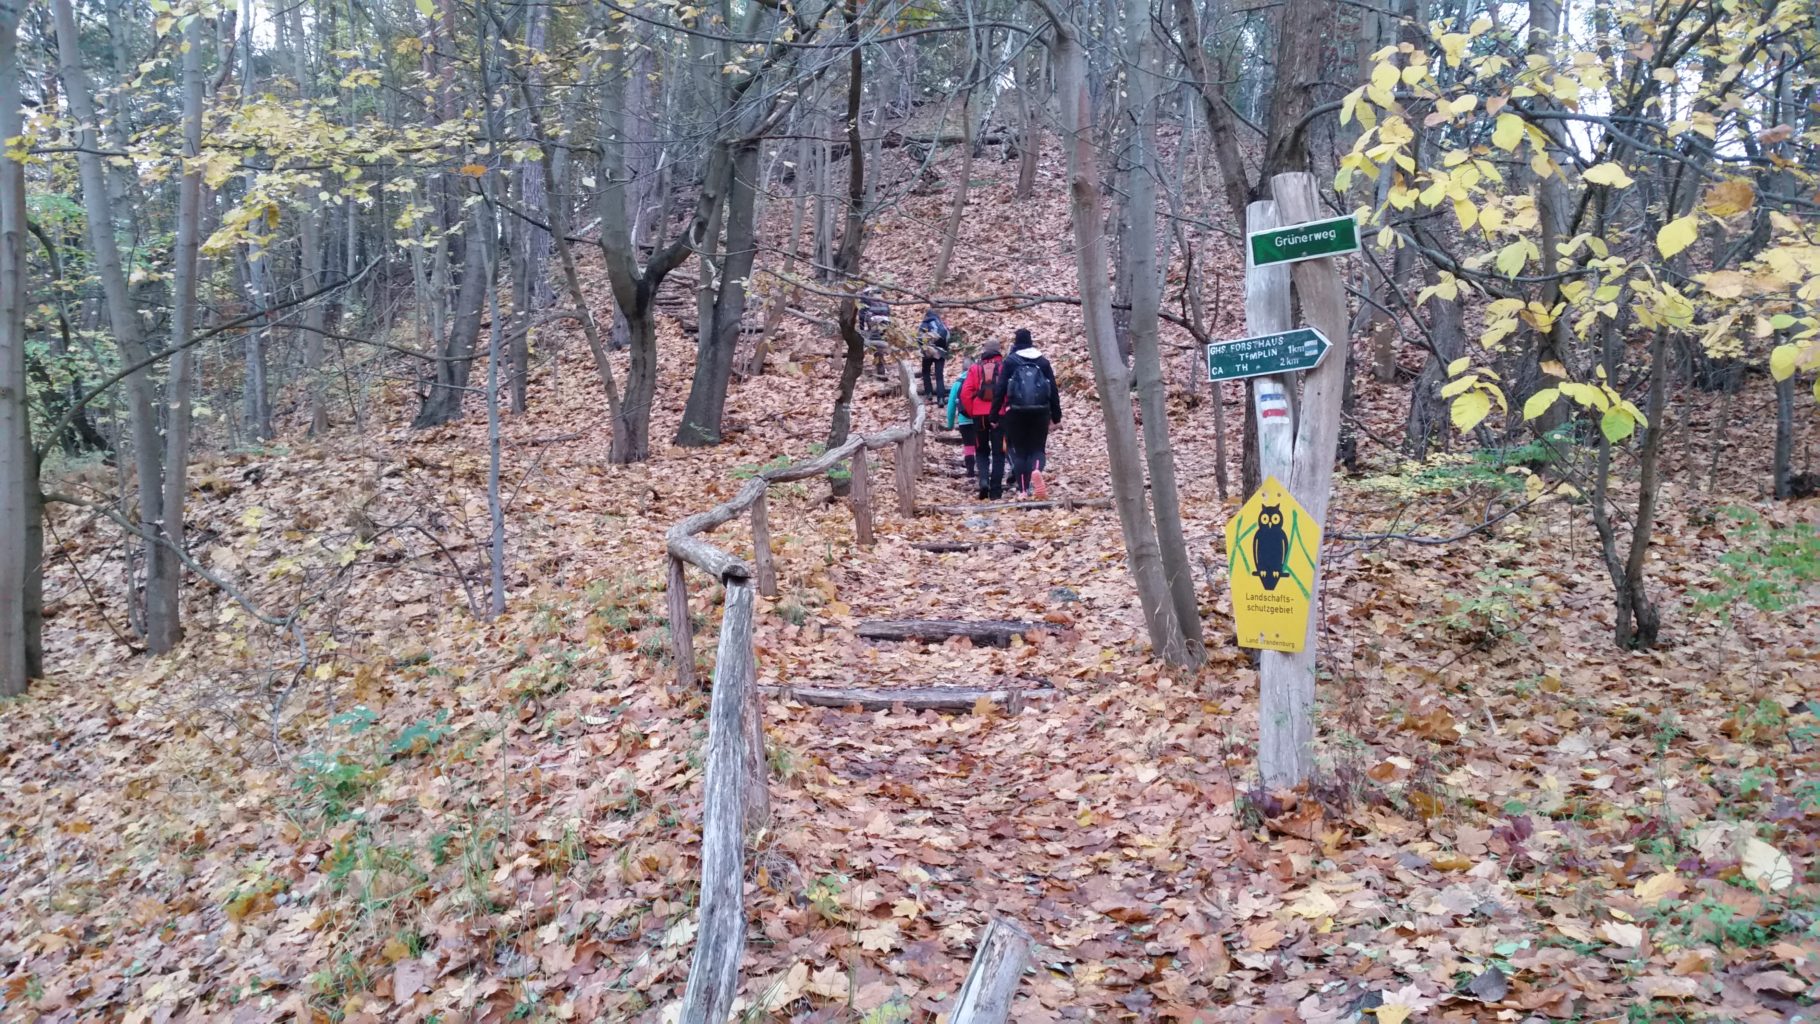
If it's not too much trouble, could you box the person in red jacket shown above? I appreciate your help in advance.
[960,340,1006,499]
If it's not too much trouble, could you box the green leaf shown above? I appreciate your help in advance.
[1600,408,1635,444]
[415,0,435,16]
[1769,343,1799,382]
[1523,387,1560,421]
[1770,314,1797,331]
[1495,240,1529,278]
[1446,356,1470,376]
[1582,162,1634,188]
[1452,390,1493,433]
[1656,215,1698,259]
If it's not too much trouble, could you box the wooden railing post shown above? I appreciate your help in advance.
[750,490,777,597]
[667,555,696,687]
[849,449,875,546]
[949,917,1033,1024]
[679,580,756,1023]
[893,438,916,515]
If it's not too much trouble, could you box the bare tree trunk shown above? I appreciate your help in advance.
[287,0,333,435]
[54,0,181,653]
[824,1,869,481]
[1052,20,1189,666]
[741,130,812,378]
[678,139,760,447]
[932,39,980,292]
[1773,376,1795,500]
[1171,0,1254,225]
[0,0,30,693]
[413,206,487,427]
[163,12,205,587]
[1013,50,1040,201]
[1123,0,1204,662]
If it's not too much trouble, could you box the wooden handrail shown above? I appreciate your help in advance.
[664,359,926,585]
[670,361,926,1023]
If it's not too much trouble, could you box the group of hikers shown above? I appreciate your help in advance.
[862,293,1062,502]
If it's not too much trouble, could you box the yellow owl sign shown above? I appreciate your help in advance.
[1225,476,1320,653]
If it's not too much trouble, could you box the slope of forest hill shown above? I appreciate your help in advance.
[5,138,1820,1023]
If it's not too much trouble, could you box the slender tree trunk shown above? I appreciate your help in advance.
[824,0,870,480]
[1123,0,1204,663]
[1773,376,1795,500]
[1172,0,1253,226]
[1053,21,1189,665]
[742,131,812,378]
[288,0,333,435]
[54,0,181,653]
[1013,50,1040,201]
[162,13,205,591]
[932,41,980,292]
[0,0,30,692]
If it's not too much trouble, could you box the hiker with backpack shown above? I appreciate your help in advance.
[960,340,1007,500]
[946,355,976,479]
[991,329,1062,499]
[919,309,951,398]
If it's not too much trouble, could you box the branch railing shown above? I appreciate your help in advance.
[666,360,925,1023]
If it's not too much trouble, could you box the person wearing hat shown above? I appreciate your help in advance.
[991,328,1061,499]
[960,339,1007,499]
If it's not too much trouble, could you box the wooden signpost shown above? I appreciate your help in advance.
[1232,174,1355,791]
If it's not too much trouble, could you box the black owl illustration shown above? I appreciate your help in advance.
[1252,503,1289,591]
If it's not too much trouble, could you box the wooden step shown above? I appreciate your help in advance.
[762,680,1055,713]
[855,619,1060,648]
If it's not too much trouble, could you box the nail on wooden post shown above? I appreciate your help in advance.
[666,555,696,687]
[948,917,1033,1024]
[849,450,875,546]
[750,489,777,597]
[894,439,915,516]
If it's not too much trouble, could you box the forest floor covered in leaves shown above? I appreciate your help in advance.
[4,150,1820,1024]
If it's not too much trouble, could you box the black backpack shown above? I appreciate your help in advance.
[1006,358,1052,411]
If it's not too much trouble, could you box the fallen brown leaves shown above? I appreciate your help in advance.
[3,132,1818,1024]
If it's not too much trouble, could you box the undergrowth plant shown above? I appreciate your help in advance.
[1695,507,1820,622]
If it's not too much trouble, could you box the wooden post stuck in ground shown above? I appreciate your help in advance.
[750,490,777,598]
[893,438,916,516]
[679,579,757,1023]
[849,449,875,546]
[1240,173,1350,791]
[948,917,1033,1024]
[667,554,696,687]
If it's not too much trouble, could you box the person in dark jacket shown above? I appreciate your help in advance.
[959,340,1006,499]
[991,329,1062,499]
[918,309,951,398]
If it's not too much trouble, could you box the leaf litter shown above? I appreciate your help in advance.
[2,139,1818,1024]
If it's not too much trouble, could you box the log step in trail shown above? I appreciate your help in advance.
[856,619,1061,648]
[762,680,1055,713]
[911,540,1032,553]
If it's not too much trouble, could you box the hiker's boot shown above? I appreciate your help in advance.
[977,486,990,501]
[963,454,975,475]
[1031,469,1048,500]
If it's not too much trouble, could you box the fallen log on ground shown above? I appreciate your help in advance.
[919,497,1114,513]
[856,619,1061,647]
[762,681,1054,713]
[911,539,1032,553]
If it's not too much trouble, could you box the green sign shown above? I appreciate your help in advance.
[1248,215,1360,267]
[1205,327,1332,382]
